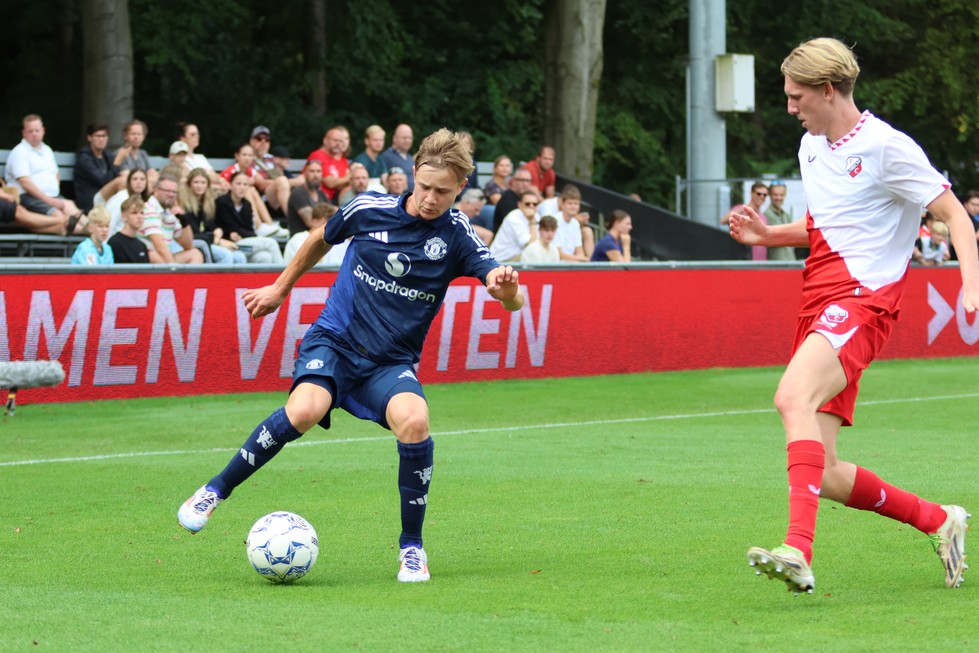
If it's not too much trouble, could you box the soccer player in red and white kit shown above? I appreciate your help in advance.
[729,37,979,594]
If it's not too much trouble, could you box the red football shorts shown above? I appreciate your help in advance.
[793,301,895,426]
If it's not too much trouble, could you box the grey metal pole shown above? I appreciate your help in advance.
[688,0,727,228]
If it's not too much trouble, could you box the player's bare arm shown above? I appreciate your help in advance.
[242,225,332,319]
[485,265,524,311]
[927,189,979,312]
[729,205,808,248]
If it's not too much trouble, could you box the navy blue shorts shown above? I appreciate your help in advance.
[291,325,425,431]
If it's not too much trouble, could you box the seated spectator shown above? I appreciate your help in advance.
[71,207,114,265]
[490,190,540,262]
[483,155,512,205]
[0,183,68,234]
[74,123,126,212]
[113,119,158,189]
[176,122,229,191]
[106,167,151,236]
[385,167,409,195]
[179,168,246,264]
[920,221,951,266]
[215,171,284,264]
[963,190,979,238]
[168,141,192,177]
[575,210,596,259]
[248,126,295,220]
[591,210,633,262]
[525,145,557,198]
[307,126,351,203]
[454,188,493,245]
[520,214,560,263]
[380,123,414,190]
[270,146,296,180]
[284,202,344,265]
[457,131,479,196]
[5,113,85,234]
[286,159,330,235]
[352,125,389,188]
[107,196,151,263]
[551,184,589,262]
[721,181,769,261]
[219,143,282,233]
[338,162,370,207]
[138,172,204,264]
[493,167,535,233]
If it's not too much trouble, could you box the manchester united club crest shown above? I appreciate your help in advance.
[424,237,448,260]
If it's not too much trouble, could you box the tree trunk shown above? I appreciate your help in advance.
[543,0,607,182]
[80,0,133,149]
[308,0,328,116]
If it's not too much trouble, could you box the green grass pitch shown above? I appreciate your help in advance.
[1,358,976,652]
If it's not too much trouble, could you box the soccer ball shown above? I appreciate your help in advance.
[245,511,319,583]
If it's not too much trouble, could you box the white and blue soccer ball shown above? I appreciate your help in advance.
[245,511,319,583]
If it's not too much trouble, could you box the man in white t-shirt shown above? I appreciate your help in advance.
[551,184,588,262]
[489,190,539,262]
[729,37,979,596]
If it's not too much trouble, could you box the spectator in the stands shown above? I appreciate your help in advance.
[176,122,229,191]
[551,184,589,262]
[380,123,414,190]
[353,124,389,187]
[520,214,560,263]
[74,122,126,212]
[920,220,951,266]
[575,210,596,259]
[107,196,151,263]
[493,167,536,233]
[338,162,371,207]
[483,155,512,205]
[307,126,351,203]
[5,113,86,234]
[286,159,330,235]
[214,170,284,264]
[284,201,344,266]
[219,143,281,233]
[0,183,68,234]
[71,207,114,265]
[106,167,151,236]
[456,131,479,195]
[591,209,633,262]
[248,125,295,219]
[168,141,191,175]
[721,180,769,260]
[385,167,409,195]
[763,180,796,261]
[454,188,493,245]
[113,119,157,188]
[963,190,979,236]
[270,146,295,180]
[490,190,540,262]
[525,145,557,199]
[180,167,246,264]
[139,171,204,264]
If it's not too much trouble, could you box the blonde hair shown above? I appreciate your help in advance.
[120,196,144,214]
[781,37,860,95]
[179,168,216,220]
[87,206,111,226]
[413,128,474,184]
[931,221,949,237]
[365,124,385,139]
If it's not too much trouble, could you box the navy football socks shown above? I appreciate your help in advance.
[208,407,303,499]
[397,437,434,549]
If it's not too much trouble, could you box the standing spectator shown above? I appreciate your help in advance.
[493,167,535,233]
[139,172,204,264]
[287,160,330,235]
[483,155,512,205]
[454,188,493,245]
[176,122,229,191]
[307,126,351,203]
[552,184,589,262]
[730,36,979,594]
[74,123,126,212]
[283,202,342,266]
[764,181,796,261]
[380,123,415,190]
[353,125,389,187]
[722,181,769,261]
[591,210,633,262]
[215,171,284,264]
[524,145,557,198]
[71,207,114,265]
[5,114,84,234]
[385,168,409,195]
[338,163,370,207]
[520,214,560,263]
[490,190,540,262]
[180,168,246,264]
[113,119,157,188]
[106,167,151,236]
[108,196,151,264]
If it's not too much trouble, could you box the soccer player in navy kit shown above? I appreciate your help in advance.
[178,129,524,582]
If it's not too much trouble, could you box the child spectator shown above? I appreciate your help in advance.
[108,196,151,263]
[71,207,114,265]
[920,221,951,266]
[520,214,560,263]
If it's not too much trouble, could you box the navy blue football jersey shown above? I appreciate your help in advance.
[317,191,500,364]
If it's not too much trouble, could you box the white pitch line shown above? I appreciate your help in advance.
[1,392,975,468]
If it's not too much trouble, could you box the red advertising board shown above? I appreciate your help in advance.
[0,267,975,405]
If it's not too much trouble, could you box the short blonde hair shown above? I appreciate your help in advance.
[931,221,949,237]
[120,196,145,214]
[365,124,385,139]
[87,206,111,226]
[413,128,474,184]
[781,37,860,95]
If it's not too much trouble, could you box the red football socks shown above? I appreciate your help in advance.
[845,466,947,534]
[784,439,825,564]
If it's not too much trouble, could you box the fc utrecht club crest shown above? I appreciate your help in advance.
[424,237,448,260]
[816,304,849,330]
[845,156,863,178]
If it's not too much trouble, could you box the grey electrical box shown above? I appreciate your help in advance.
[715,54,755,113]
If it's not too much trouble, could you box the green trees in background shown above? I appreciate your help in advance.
[3,0,977,209]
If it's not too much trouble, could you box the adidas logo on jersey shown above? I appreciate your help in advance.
[398,369,418,382]
[369,231,389,243]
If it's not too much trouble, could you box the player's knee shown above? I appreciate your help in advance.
[284,401,327,434]
[392,410,429,443]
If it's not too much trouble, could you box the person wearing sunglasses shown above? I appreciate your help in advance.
[490,190,541,261]
[722,180,770,260]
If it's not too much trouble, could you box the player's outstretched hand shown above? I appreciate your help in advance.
[963,281,979,313]
[485,265,524,310]
[728,204,768,246]
[242,284,288,319]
